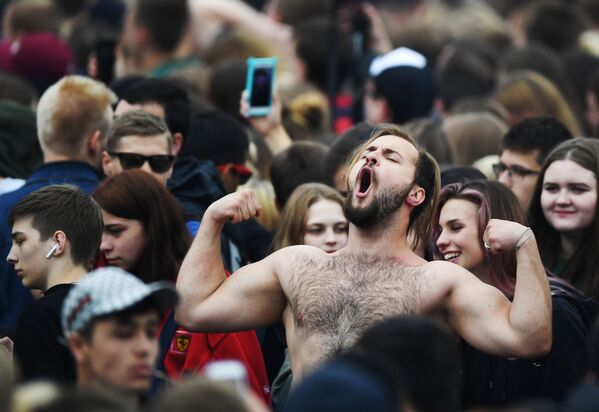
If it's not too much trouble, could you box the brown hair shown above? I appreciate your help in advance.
[104,110,172,152]
[4,0,59,37]
[433,181,524,298]
[93,170,190,283]
[495,70,583,136]
[529,138,599,298]
[9,185,103,266]
[346,124,440,247]
[442,112,507,166]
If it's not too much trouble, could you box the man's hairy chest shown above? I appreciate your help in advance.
[285,253,431,350]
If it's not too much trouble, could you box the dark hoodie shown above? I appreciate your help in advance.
[167,156,271,270]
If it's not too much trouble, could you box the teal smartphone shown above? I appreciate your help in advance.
[245,56,277,116]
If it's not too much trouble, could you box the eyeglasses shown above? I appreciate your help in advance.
[217,163,253,185]
[109,152,175,173]
[492,162,540,179]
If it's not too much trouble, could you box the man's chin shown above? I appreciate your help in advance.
[345,204,379,229]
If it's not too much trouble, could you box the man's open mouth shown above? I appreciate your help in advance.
[357,167,373,197]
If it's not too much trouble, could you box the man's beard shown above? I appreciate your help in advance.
[344,184,412,229]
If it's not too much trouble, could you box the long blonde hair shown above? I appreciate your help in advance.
[495,70,582,136]
[272,183,345,251]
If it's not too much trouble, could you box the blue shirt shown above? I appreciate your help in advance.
[0,161,99,335]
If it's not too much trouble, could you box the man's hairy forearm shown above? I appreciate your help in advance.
[509,235,552,356]
[176,215,227,326]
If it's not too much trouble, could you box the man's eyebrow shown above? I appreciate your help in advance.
[364,144,405,159]
[382,148,405,161]
[11,232,24,240]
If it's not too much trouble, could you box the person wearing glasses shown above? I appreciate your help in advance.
[493,116,573,211]
[102,110,175,185]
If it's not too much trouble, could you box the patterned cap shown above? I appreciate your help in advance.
[62,267,179,336]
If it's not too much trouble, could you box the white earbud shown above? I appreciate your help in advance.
[46,243,60,259]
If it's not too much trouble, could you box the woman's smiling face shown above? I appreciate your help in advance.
[436,198,485,273]
[541,159,598,235]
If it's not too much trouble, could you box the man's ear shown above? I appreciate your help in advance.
[172,132,183,157]
[101,150,113,176]
[136,26,151,48]
[216,163,231,179]
[51,231,67,258]
[87,129,102,161]
[406,186,426,207]
[69,333,89,364]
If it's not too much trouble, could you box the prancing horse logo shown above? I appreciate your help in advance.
[174,334,190,353]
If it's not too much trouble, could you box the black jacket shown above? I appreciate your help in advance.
[167,157,271,270]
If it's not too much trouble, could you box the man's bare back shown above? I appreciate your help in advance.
[279,248,445,377]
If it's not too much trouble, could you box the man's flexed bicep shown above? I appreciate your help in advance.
[176,190,287,332]
[177,252,287,332]
[445,265,551,359]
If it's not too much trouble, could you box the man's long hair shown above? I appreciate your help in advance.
[346,123,440,248]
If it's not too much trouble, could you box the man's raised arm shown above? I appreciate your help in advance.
[175,190,286,332]
[443,219,552,358]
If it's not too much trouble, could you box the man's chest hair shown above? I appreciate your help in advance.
[286,252,431,335]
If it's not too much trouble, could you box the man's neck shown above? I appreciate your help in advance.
[44,153,83,164]
[45,264,87,290]
[342,216,424,265]
[143,50,175,72]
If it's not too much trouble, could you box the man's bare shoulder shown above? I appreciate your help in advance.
[267,245,331,277]
[268,244,329,263]
[421,260,477,277]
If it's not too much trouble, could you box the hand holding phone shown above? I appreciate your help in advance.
[245,57,277,116]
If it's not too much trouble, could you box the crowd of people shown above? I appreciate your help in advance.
[1,0,599,411]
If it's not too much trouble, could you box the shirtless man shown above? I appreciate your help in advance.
[175,124,552,381]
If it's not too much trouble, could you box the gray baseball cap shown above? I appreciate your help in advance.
[62,267,179,336]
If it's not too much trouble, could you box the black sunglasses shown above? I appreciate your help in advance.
[109,152,175,173]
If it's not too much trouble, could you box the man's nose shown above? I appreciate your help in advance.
[365,151,379,165]
[140,161,153,174]
[6,247,16,264]
[497,170,512,187]
[134,333,155,356]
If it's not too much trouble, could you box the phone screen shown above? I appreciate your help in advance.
[246,57,277,116]
[250,66,274,107]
